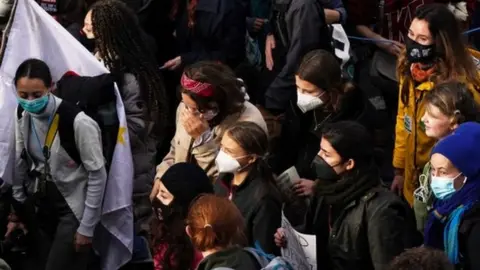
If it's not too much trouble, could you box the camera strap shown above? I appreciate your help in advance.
[36,114,60,196]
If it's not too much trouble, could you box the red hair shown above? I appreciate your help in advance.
[186,195,246,251]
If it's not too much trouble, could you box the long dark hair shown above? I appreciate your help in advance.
[322,121,375,170]
[315,121,380,205]
[14,59,52,87]
[182,62,246,127]
[90,0,169,134]
[397,4,480,105]
[149,206,195,270]
[297,50,355,109]
[225,122,281,201]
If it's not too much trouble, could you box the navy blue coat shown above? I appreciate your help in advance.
[176,0,247,68]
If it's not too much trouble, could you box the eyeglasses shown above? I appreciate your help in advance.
[183,102,201,114]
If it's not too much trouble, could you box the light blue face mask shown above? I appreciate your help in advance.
[430,173,463,200]
[17,94,49,114]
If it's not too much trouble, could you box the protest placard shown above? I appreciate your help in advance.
[276,167,300,201]
[281,212,317,270]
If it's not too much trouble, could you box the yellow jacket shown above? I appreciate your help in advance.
[394,52,480,205]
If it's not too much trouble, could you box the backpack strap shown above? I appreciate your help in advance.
[16,102,82,165]
[56,101,82,165]
[243,247,271,268]
[17,105,24,120]
[44,114,60,152]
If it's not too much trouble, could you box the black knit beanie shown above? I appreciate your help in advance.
[161,163,214,209]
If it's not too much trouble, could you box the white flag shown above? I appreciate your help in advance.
[0,0,134,268]
[331,23,351,69]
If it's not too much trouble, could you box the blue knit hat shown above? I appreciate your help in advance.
[431,122,480,180]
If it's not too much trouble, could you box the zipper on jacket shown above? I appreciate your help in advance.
[329,201,356,239]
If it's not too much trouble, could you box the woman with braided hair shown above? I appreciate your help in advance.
[85,0,170,232]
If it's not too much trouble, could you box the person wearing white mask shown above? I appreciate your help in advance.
[269,49,389,198]
[214,121,282,256]
[151,61,267,200]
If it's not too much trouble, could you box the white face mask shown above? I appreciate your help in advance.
[296,91,324,113]
[201,110,218,121]
[215,150,248,173]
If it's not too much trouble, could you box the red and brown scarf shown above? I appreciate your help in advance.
[410,62,436,83]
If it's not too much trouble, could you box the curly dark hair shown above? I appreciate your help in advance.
[90,0,169,135]
[181,61,246,127]
[388,247,453,270]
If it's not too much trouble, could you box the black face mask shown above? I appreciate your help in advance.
[405,37,436,64]
[151,197,176,222]
[311,155,341,182]
[83,38,96,53]
[78,30,96,52]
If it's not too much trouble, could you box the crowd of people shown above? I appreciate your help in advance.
[0,0,480,269]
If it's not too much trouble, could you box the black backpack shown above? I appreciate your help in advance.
[17,72,119,170]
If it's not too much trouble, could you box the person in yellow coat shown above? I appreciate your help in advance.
[391,4,480,205]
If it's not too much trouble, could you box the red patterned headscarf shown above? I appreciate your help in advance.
[180,73,214,97]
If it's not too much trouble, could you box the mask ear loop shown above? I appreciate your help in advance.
[452,173,467,188]
[236,154,261,172]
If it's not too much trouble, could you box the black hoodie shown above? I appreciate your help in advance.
[196,246,261,270]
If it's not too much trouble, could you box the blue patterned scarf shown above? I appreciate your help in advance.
[424,181,480,264]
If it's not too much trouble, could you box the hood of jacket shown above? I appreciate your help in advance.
[196,246,260,270]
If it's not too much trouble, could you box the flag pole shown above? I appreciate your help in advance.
[0,0,17,65]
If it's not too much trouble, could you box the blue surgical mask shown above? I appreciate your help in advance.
[17,94,49,114]
[430,173,462,200]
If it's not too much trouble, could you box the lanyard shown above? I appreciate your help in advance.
[30,97,59,161]
[29,98,60,196]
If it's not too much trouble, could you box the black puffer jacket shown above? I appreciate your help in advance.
[303,185,420,270]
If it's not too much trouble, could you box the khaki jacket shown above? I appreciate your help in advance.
[155,101,267,181]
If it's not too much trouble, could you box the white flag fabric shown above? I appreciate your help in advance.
[331,23,351,69]
[0,0,134,268]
